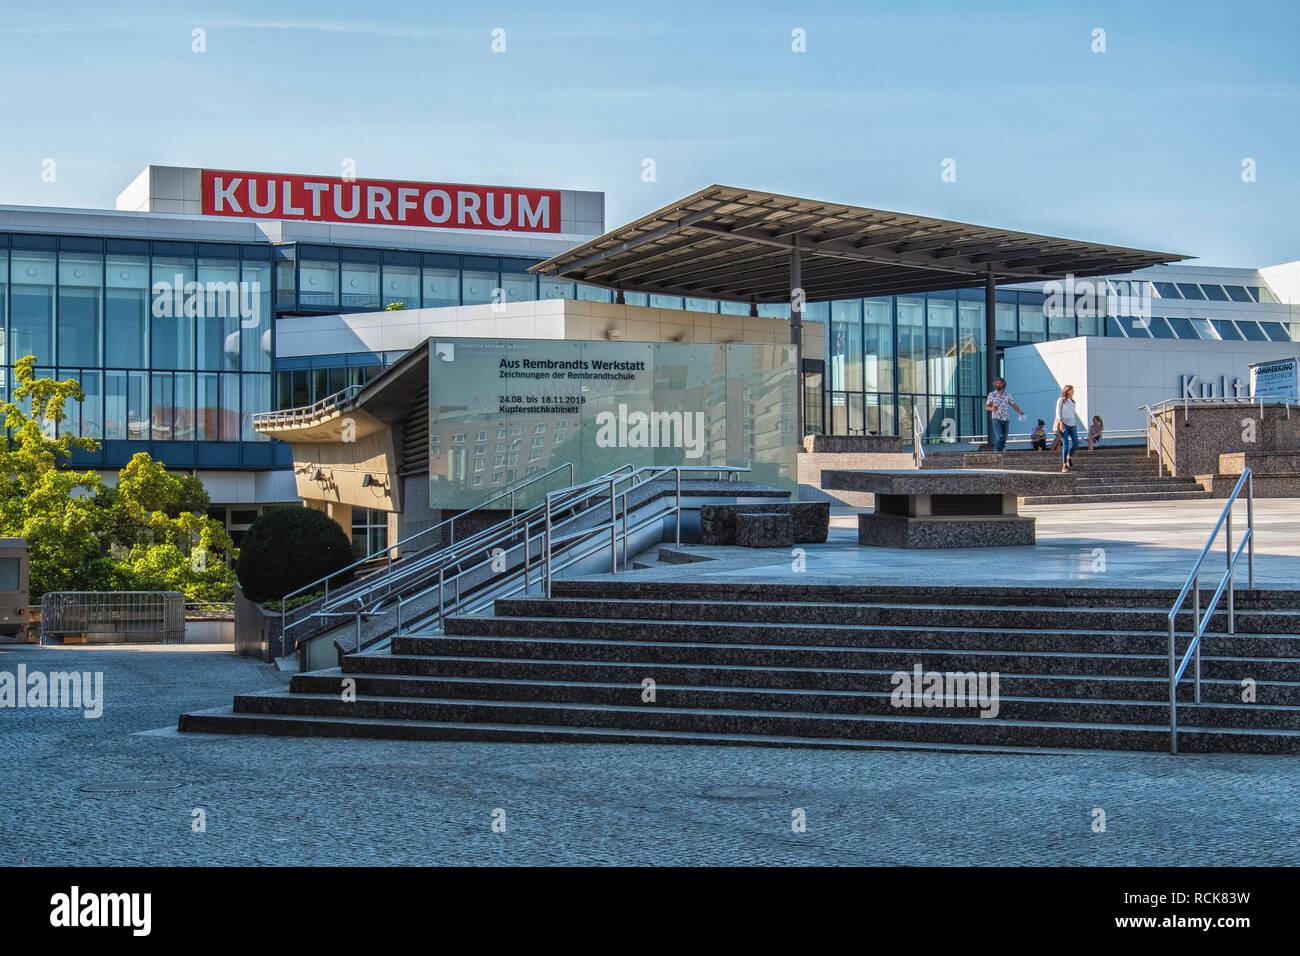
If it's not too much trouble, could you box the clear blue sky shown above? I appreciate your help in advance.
[1,0,1297,268]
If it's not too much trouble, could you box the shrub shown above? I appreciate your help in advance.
[237,507,354,602]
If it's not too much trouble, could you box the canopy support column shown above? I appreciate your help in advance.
[790,244,804,446]
[984,265,997,448]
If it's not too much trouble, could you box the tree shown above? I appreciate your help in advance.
[0,356,237,601]
[237,506,353,602]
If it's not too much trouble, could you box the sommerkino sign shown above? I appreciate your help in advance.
[201,169,560,233]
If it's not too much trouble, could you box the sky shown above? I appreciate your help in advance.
[0,0,1297,268]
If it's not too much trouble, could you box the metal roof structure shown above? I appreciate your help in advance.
[530,185,1188,302]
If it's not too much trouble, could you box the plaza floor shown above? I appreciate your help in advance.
[623,497,1300,589]
[2,499,1298,867]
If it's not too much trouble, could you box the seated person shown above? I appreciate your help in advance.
[1031,419,1047,451]
[1087,415,1104,450]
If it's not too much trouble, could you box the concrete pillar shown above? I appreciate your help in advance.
[326,502,352,542]
[984,266,997,445]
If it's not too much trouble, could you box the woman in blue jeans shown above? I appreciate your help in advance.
[1055,384,1080,472]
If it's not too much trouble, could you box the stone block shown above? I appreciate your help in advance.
[735,512,794,548]
[699,502,830,545]
[857,513,1036,549]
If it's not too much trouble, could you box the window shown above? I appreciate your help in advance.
[1200,284,1229,302]
[1223,285,1252,303]
[107,255,150,369]
[241,259,272,371]
[1211,319,1244,341]
[1146,316,1176,339]
[341,252,380,310]
[461,269,497,306]
[539,279,573,301]
[241,374,271,441]
[500,269,536,304]
[382,259,420,310]
[1252,285,1280,304]
[576,283,612,303]
[105,369,148,440]
[422,267,458,308]
[300,250,340,309]
[0,557,19,591]
[1152,282,1181,299]
[58,252,103,367]
[1175,283,1207,301]
[1236,320,1268,341]
[11,248,55,365]
[196,257,240,371]
[351,507,388,560]
[1165,317,1199,339]
[1116,316,1151,338]
[151,255,195,369]
[1017,295,1046,343]
[1260,322,1292,342]
[475,430,487,441]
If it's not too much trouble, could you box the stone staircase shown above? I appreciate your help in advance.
[926,445,1210,505]
[180,580,1300,754]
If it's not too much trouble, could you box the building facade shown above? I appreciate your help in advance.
[2,163,1297,544]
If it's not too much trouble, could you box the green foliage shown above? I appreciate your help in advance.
[384,301,406,311]
[0,357,237,601]
[237,507,354,602]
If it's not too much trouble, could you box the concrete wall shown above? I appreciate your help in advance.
[1005,336,1300,434]
[275,299,825,363]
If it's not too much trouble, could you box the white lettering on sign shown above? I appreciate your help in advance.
[202,169,562,233]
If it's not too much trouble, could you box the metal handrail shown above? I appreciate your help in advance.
[386,464,748,638]
[252,384,363,429]
[277,461,582,640]
[279,460,652,651]
[1140,404,1171,477]
[1166,467,1255,754]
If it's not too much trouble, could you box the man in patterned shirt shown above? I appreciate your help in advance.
[984,377,1023,452]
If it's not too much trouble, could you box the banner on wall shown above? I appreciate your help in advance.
[1248,357,1300,400]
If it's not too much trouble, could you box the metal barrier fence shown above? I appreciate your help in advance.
[40,591,186,645]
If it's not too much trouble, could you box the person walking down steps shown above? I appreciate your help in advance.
[984,377,1024,453]
[1055,384,1080,473]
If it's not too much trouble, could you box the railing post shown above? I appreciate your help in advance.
[1192,572,1200,636]
[1247,470,1255,588]
[1226,509,1235,636]
[395,598,402,636]
[675,468,682,547]
[524,523,531,595]
[355,611,362,655]
[1168,618,1178,755]
[609,478,617,574]
[545,497,553,599]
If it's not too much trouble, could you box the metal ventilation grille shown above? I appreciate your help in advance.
[398,380,429,476]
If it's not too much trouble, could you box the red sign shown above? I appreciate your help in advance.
[200,169,561,233]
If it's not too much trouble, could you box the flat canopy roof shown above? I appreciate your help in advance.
[530,185,1188,302]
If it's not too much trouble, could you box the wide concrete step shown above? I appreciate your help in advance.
[389,633,1300,681]
[338,654,1300,705]
[464,602,1300,636]
[287,670,1300,729]
[1069,480,1203,492]
[217,689,1300,753]
[1023,490,1213,505]
[545,580,1300,611]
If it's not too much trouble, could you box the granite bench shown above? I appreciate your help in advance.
[820,469,1075,548]
[699,502,830,546]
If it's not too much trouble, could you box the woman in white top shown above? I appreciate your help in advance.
[1054,384,1079,473]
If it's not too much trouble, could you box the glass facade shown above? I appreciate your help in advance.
[0,234,275,469]
[1,227,1292,462]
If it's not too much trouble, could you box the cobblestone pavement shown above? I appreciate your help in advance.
[2,644,1297,866]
